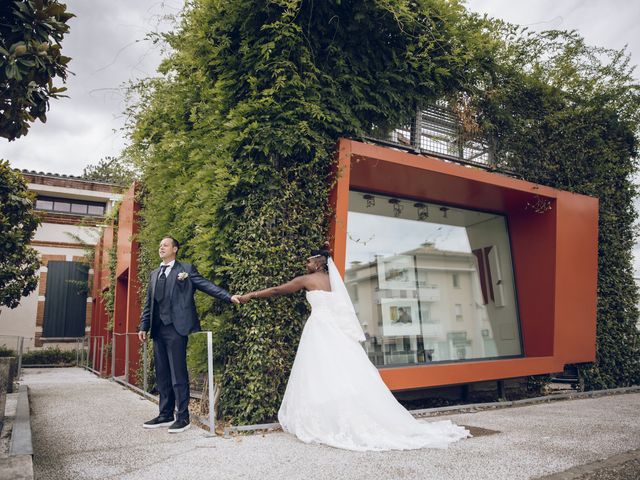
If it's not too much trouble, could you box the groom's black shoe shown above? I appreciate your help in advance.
[168,418,190,433]
[143,415,174,429]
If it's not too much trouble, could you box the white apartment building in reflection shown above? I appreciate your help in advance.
[345,242,515,367]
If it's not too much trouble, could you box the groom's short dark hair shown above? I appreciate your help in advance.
[162,236,180,252]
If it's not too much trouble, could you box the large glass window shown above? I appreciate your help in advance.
[346,191,522,367]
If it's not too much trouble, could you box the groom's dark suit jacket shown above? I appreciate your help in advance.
[139,261,231,337]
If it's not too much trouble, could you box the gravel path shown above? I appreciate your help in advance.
[23,368,640,480]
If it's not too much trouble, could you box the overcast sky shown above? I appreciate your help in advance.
[0,0,183,175]
[1,0,639,274]
[2,0,638,175]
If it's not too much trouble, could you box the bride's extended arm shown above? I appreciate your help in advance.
[241,276,307,302]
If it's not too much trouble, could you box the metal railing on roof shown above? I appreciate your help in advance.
[362,103,512,173]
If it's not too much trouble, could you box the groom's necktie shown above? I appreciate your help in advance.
[154,265,168,302]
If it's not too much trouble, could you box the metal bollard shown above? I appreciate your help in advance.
[16,336,24,379]
[207,331,215,436]
[143,340,148,393]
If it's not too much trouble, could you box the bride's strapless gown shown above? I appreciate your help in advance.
[277,290,471,451]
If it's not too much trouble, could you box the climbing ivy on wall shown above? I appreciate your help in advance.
[473,28,640,389]
[125,2,639,423]
[126,0,495,423]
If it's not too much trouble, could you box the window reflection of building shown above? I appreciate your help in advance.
[345,191,522,368]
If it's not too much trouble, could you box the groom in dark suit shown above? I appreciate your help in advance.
[138,236,240,433]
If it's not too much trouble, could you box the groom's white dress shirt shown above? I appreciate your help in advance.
[159,260,176,277]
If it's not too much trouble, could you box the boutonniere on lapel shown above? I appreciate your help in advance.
[177,272,189,281]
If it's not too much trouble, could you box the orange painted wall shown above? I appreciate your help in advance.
[331,139,598,391]
[554,191,599,365]
[91,184,143,380]
[114,183,141,382]
[90,225,114,376]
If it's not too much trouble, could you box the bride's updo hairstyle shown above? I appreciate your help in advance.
[308,249,330,272]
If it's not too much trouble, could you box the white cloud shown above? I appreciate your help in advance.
[466,0,640,74]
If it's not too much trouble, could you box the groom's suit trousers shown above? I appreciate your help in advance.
[152,315,190,421]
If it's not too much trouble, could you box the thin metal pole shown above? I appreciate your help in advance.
[75,337,79,366]
[207,331,215,435]
[143,339,148,393]
[16,336,24,379]
[92,336,98,370]
[124,334,130,384]
[85,337,90,368]
[99,337,105,375]
[111,334,116,378]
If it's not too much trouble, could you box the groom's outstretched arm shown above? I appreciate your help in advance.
[188,264,234,303]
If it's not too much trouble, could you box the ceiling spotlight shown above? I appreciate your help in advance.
[363,194,375,208]
[414,203,429,221]
[388,198,403,217]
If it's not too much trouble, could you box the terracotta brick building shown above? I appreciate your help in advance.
[0,170,122,349]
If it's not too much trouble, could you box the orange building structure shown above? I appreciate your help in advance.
[91,183,143,380]
[91,139,598,393]
[330,139,598,390]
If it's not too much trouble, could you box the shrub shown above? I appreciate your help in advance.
[22,347,76,365]
[0,345,17,357]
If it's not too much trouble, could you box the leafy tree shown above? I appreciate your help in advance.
[82,156,138,186]
[0,160,40,309]
[0,0,74,140]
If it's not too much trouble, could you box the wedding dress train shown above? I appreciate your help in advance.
[277,260,470,451]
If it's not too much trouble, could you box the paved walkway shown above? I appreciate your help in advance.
[23,368,640,480]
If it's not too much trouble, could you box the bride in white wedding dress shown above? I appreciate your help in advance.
[239,250,470,451]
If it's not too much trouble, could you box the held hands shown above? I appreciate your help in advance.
[230,293,254,305]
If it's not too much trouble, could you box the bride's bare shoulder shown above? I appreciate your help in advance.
[303,271,330,292]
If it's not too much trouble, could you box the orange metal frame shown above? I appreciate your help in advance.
[91,141,599,392]
[91,183,142,379]
[329,139,598,391]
